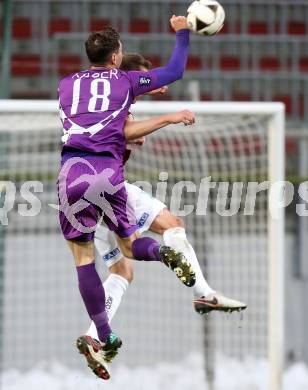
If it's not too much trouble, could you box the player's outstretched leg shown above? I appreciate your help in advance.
[163,227,247,314]
[86,259,131,340]
[131,237,196,287]
[71,241,123,380]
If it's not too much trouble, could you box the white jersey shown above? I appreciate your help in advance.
[95,182,166,267]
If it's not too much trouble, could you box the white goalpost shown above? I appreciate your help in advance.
[0,100,285,390]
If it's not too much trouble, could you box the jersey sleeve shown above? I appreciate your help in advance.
[127,29,190,98]
[127,70,159,98]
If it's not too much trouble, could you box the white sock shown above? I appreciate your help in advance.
[86,274,129,339]
[163,227,215,298]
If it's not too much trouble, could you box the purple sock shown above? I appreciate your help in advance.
[77,263,111,342]
[132,237,162,261]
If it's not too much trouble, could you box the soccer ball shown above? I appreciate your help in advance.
[187,0,225,36]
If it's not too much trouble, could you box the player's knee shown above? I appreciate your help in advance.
[113,267,134,284]
[116,238,133,258]
[74,252,95,266]
[120,244,133,259]
[163,216,185,232]
[125,267,134,284]
[116,232,139,259]
[120,261,134,284]
[81,254,95,265]
[174,216,184,228]
[67,240,95,266]
[110,258,134,284]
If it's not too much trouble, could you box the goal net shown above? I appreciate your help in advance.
[0,100,284,390]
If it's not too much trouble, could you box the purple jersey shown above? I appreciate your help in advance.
[59,68,158,158]
[58,30,190,159]
[57,30,189,242]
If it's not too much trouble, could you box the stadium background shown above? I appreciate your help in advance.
[1,1,308,390]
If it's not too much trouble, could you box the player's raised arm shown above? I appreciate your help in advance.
[124,110,195,141]
[127,15,190,97]
[154,16,190,84]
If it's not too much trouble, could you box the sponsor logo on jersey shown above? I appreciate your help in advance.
[139,76,152,86]
[137,212,150,228]
[103,247,120,262]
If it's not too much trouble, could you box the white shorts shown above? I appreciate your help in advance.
[95,182,166,268]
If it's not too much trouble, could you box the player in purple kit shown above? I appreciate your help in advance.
[85,53,247,343]
[57,16,195,380]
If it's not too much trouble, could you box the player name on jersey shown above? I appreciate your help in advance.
[72,69,120,80]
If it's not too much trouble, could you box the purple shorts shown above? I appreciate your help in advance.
[57,155,137,242]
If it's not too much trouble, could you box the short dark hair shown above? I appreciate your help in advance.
[85,27,120,65]
[120,53,152,71]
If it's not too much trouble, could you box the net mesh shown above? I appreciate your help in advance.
[127,112,269,361]
[0,105,273,387]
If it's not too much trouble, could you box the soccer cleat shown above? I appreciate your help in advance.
[194,292,247,314]
[76,333,122,380]
[101,332,123,363]
[159,245,196,287]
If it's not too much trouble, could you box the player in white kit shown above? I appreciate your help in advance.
[85,53,247,338]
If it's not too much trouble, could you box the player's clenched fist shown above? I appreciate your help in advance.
[170,15,189,31]
[169,110,195,126]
